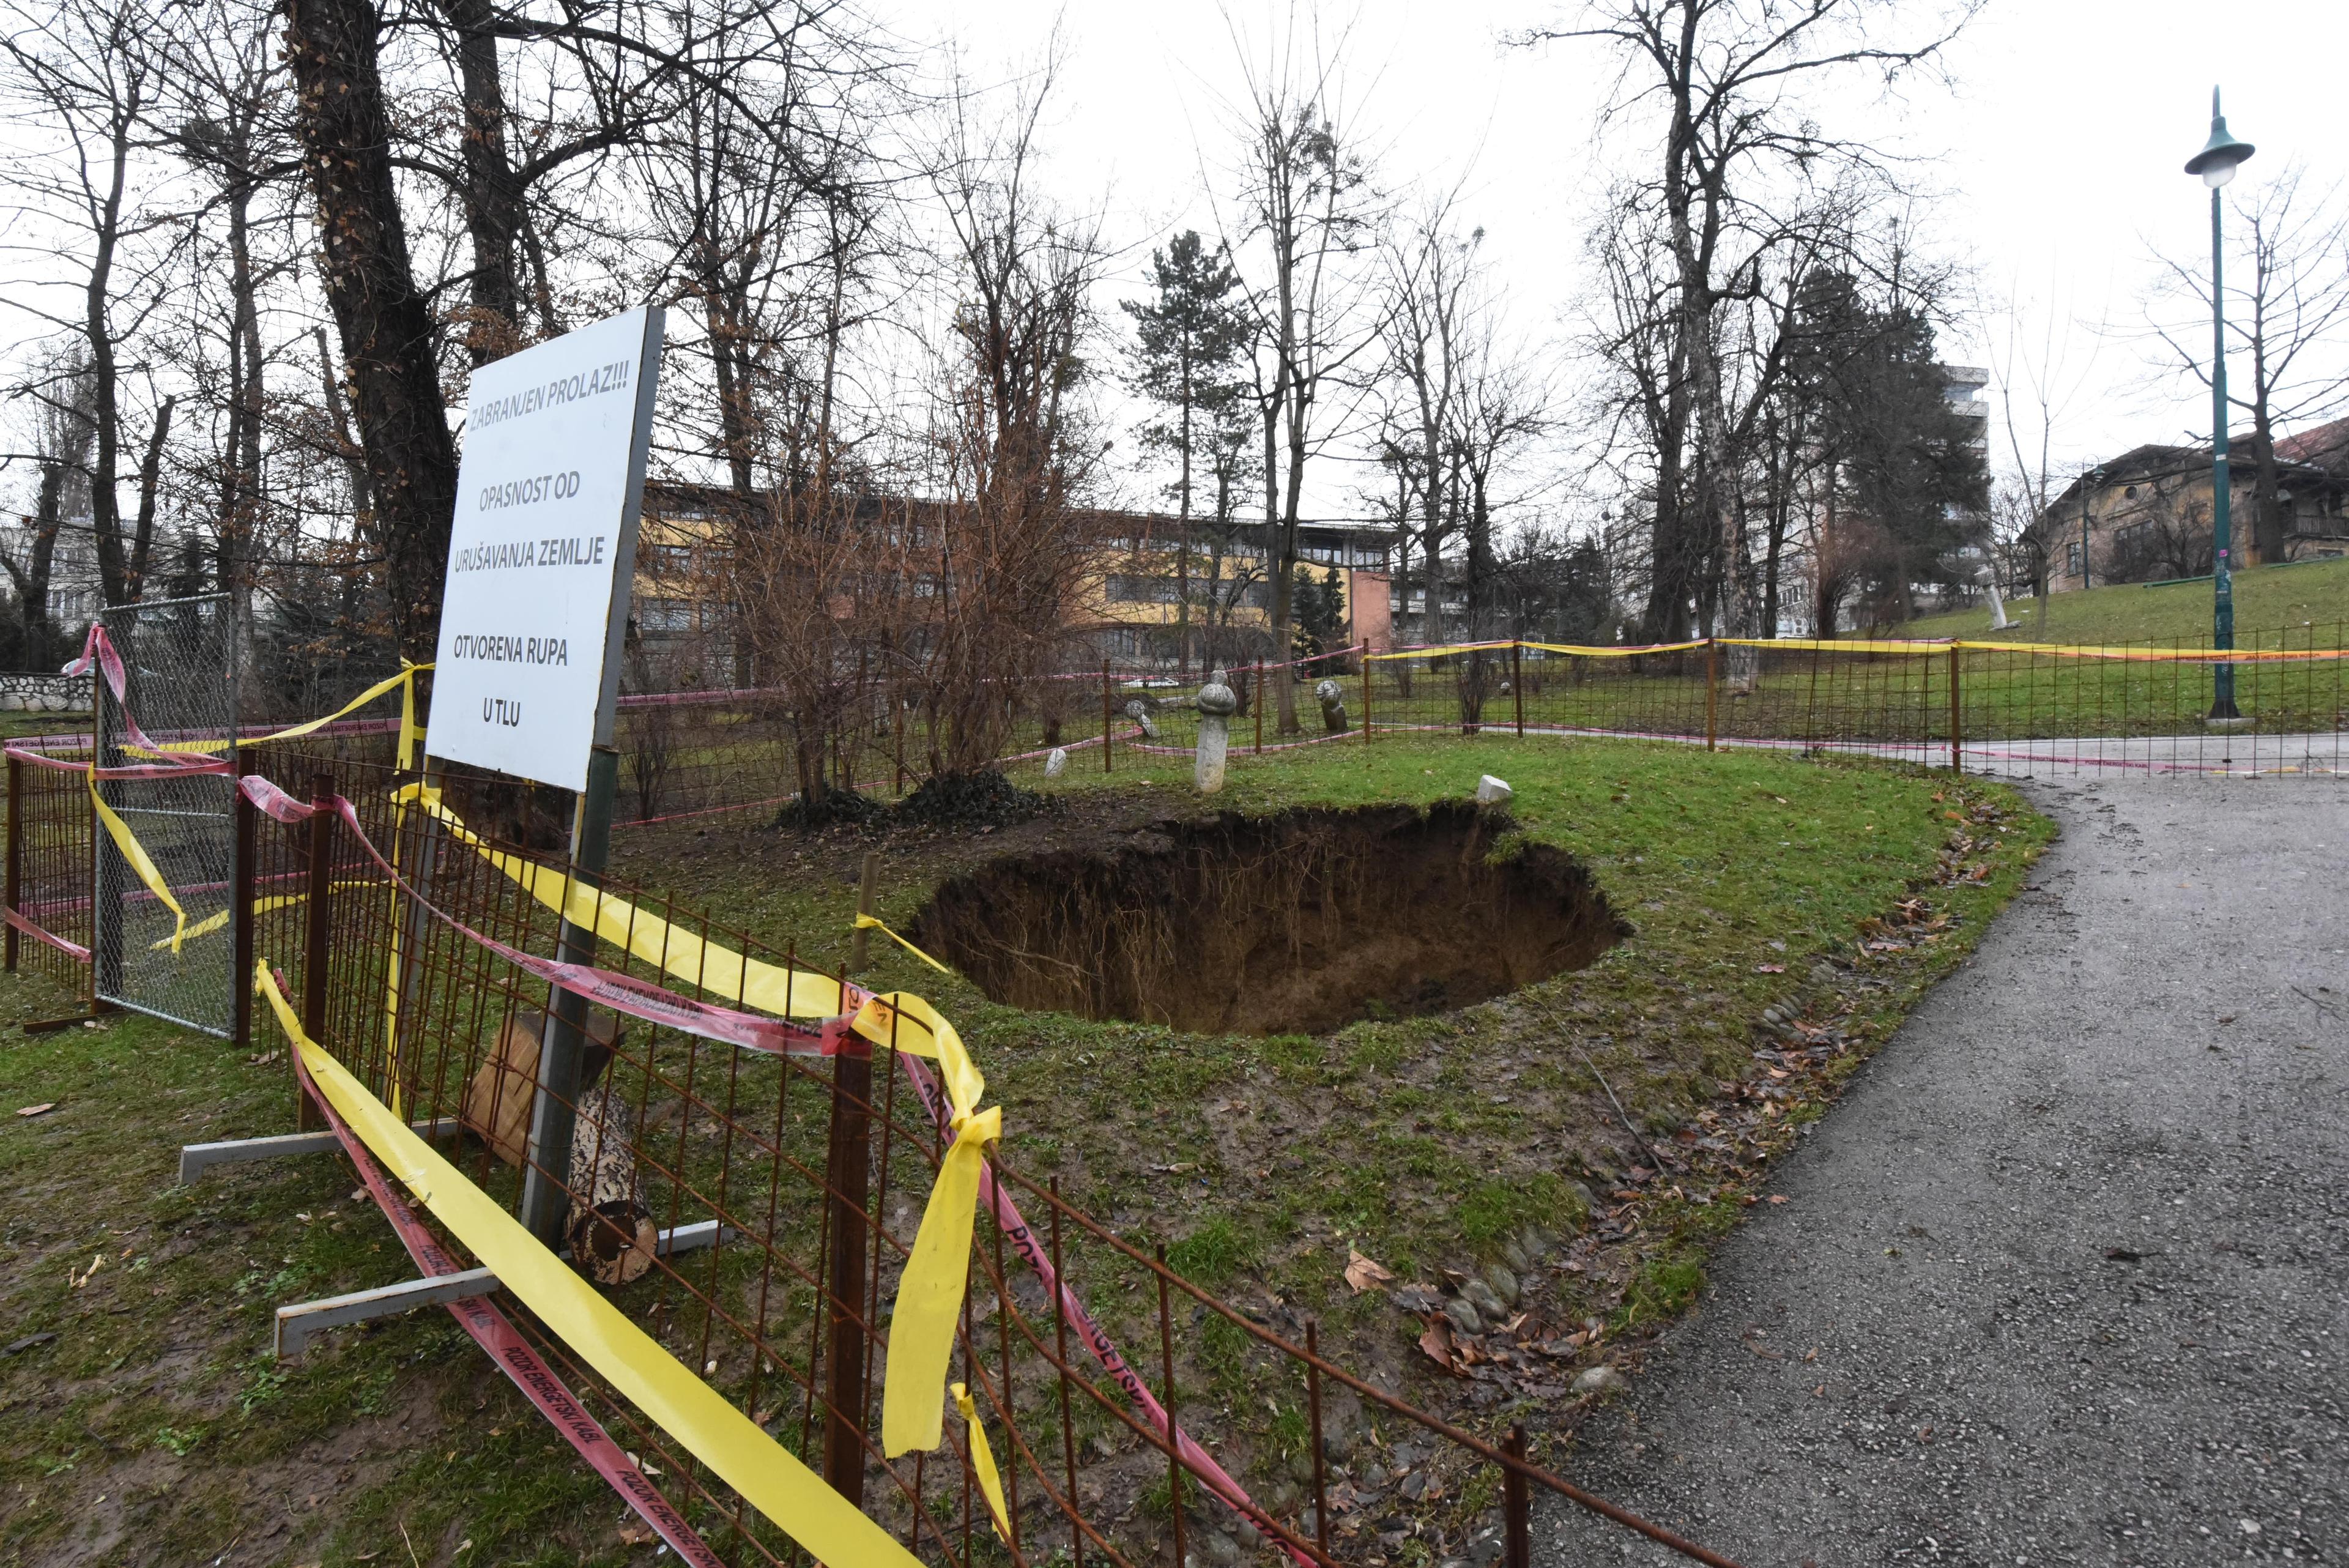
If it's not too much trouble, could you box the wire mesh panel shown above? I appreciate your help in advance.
[93,593,239,1035]
[7,745,94,989]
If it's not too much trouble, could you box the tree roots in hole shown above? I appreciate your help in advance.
[912,801,1629,1035]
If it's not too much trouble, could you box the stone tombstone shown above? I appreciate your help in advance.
[1314,677,1349,734]
[1123,697,1161,740]
[1193,669,1239,793]
[1043,746,1069,778]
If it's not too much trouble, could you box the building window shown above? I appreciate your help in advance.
[1107,574,1181,604]
[2067,541,2084,577]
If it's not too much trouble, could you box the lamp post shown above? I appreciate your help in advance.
[2186,86,2255,722]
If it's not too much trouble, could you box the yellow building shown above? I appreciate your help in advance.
[627,483,1394,678]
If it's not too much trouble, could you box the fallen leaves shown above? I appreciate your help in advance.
[617,1520,659,1547]
[16,1103,56,1118]
[69,1254,104,1288]
[1416,1317,1460,1374]
[1343,1249,1395,1293]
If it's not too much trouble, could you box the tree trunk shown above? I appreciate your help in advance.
[285,0,461,662]
[127,396,176,601]
[566,1081,656,1286]
[2250,399,2285,568]
[84,106,133,608]
[439,0,526,365]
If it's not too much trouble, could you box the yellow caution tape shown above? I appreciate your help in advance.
[1364,640,1517,661]
[133,664,431,759]
[397,784,999,1458]
[1716,637,1947,655]
[853,914,954,976]
[90,778,187,951]
[1946,639,2344,661]
[254,963,924,1568]
[1520,639,1710,658]
[149,891,310,951]
[952,1382,1014,1543]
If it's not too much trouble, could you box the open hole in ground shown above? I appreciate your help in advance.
[911,801,1630,1035]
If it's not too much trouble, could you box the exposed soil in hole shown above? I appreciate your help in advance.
[911,801,1630,1035]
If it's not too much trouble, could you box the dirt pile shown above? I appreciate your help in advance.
[912,801,1628,1035]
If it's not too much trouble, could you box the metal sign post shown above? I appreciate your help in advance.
[414,305,667,1246]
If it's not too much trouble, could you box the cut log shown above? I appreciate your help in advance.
[461,1005,621,1167]
[565,1082,656,1285]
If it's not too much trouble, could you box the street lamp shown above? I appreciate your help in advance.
[2186,86,2255,722]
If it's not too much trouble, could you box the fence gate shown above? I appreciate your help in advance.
[93,593,239,1036]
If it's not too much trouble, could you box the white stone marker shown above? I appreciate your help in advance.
[1194,669,1239,793]
[1475,775,1513,805]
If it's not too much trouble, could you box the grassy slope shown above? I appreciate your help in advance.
[1,736,2049,1566]
[615,735,2052,1490]
[1901,555,2349,645]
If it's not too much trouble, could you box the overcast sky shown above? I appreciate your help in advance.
[893,0,2349,512]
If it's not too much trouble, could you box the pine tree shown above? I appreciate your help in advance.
[1124,231,1255,673]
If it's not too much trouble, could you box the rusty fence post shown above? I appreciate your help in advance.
[1050,1180,1084,1568]
[1512,642,1524,737]
[1704,639,1720,752]
[1360,655,1373,743]
[297,770,335,1129]
[1255,661,1265,754]
[1100,661,1113,774]
[1502,1424,1531,1568]
[231,746,255,1044]
[822,1040,873,1506]
[1306,1320,1331,1564]
[4,752,20,975]
[1156,1245,1187,1568]
[1948,644,1963,774]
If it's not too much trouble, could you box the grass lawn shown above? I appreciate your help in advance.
[1901,554,2349,646]
[0,970,661,1567]
[607,734,2053,1535]
[1,735,2049,1566]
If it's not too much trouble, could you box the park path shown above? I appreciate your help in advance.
[1542,773,2349,1567]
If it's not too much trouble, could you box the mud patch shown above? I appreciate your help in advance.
[912,801,1628,1035]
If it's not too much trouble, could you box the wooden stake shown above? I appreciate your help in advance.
[848,851,878,972]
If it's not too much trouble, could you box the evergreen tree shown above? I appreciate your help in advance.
[1791,270,1989,623]
[1290,565,1345,660]
[1124,231,1256,672]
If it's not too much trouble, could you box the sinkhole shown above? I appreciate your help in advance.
[910,802,1629,1036]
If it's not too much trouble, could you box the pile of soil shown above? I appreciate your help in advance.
[911,801,1629,1035]
[890,769,1055,831]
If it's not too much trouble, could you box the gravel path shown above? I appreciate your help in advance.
[1542,774,2349,1567]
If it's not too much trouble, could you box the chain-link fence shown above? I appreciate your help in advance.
[92,593,239,1035]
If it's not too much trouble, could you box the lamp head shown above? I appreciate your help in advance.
[2185,87,2254,187]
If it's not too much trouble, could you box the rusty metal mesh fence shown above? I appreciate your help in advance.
[92,594,240,1034]
[219,754,1728,1567]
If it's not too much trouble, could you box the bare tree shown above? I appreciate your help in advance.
[282,0,461,660]
[1527,0,1980,645]
[1987,276,2101,626]
[1215,7,1382,732]
[910,63,1105,779]
[2145,161,2349,567]
[1,0,193,609]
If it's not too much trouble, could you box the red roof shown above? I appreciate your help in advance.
[2273,415,2349,471]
